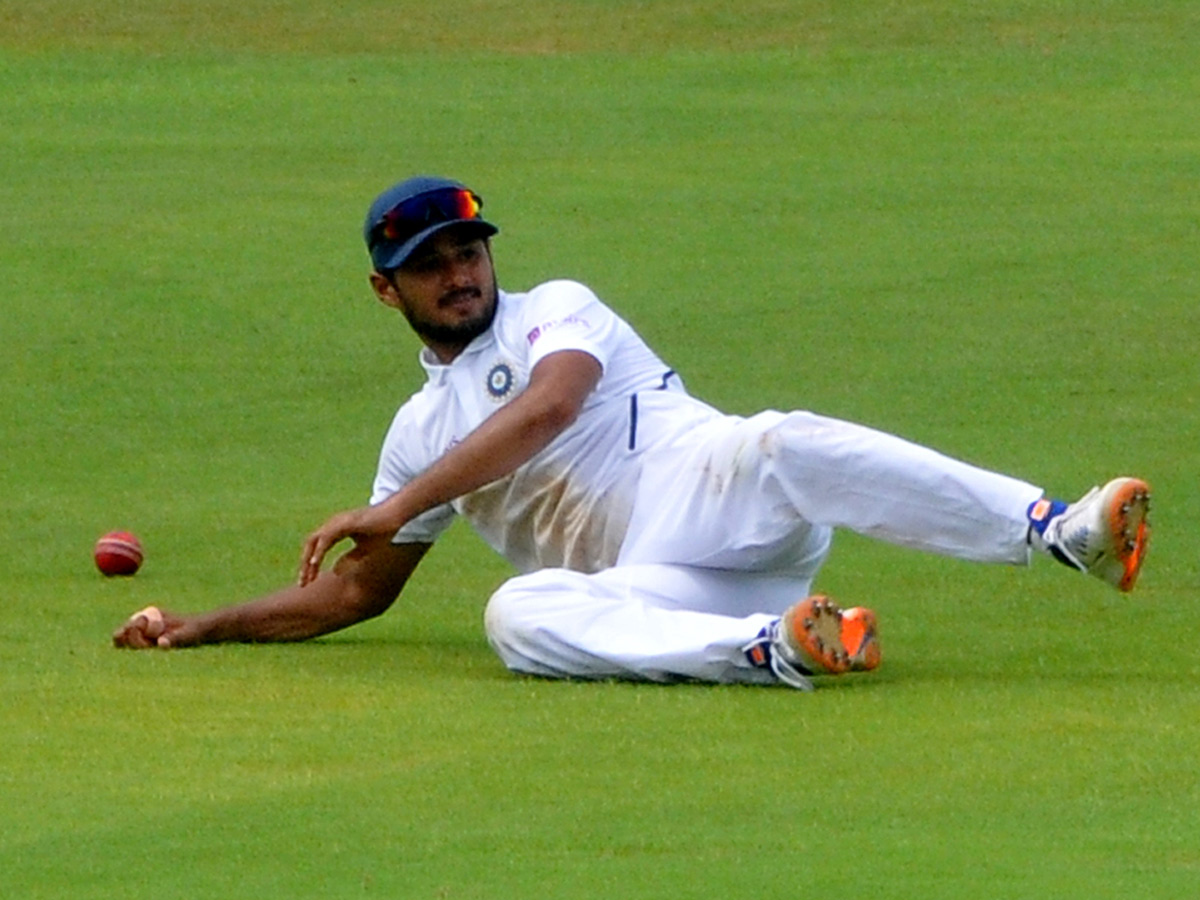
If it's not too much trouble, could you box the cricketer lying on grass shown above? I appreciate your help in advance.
[114,176,1152,691]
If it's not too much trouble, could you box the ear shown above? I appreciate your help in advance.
[369,271,402,310]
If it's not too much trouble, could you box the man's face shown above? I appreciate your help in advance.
[372,227,498,362]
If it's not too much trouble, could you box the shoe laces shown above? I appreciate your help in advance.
[1043,486,1100,572]
[742,624,815,691]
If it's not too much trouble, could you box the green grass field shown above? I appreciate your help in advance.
[3,2,1198,897]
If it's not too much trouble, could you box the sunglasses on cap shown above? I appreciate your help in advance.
[368,187,485,249]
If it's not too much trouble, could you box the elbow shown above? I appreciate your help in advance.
[328,567,401,624]
[341,579,398,622]
[326,536,422,628]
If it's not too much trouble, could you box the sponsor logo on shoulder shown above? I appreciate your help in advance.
[526,314,590,346]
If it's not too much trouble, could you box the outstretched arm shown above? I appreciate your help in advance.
[298,349,603,585]
[113,536,430,649]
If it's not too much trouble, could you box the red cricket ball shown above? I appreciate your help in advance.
[94,531,144,577]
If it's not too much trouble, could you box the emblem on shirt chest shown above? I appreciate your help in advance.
[485,360,518,403]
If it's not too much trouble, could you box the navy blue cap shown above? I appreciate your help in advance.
[364,175,499,272]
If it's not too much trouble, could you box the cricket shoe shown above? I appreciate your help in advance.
[1032,477,1151,592]
[743,596,880,690]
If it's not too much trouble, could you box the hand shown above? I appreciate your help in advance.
[112,606,198,649]
[298,507,379,588]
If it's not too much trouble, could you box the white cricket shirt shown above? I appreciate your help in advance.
[371,280,719,574]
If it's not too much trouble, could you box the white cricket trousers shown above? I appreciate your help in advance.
[484,409,1043,685]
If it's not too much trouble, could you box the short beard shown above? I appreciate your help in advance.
[402,284,499,348]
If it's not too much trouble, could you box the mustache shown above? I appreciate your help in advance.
[438,286,482,307]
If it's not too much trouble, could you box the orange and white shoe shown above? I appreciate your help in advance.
[780,596,881,675]
[1035,477,1151,592]
[744,595,880,689]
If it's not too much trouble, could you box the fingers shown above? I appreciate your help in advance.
[112,606,167,650]
[297,511,360,587]
[300,504,403,585]
[299,530,326,587]
[112,619,151,649]
[301,529,345,586]
[112,607,201,650]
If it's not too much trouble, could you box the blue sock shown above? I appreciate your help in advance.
[1027,497,1068,543]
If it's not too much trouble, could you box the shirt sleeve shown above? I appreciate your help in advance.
[370,404,456,545]
[519,280,623,373]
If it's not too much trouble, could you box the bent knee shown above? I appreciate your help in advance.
[483,580,524,647]
[483,571,597,677]
[483,575,552,669]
